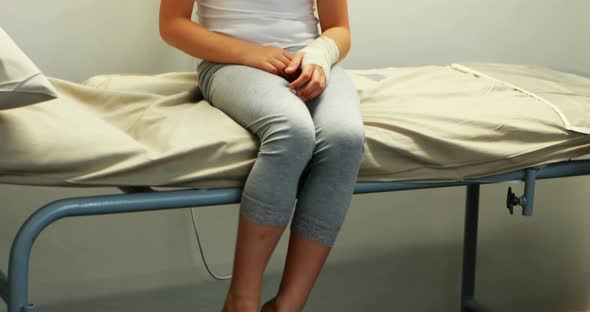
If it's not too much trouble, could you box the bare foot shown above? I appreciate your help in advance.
[260,297,278,312]
[223,293,259,312]
[260,296,302,312]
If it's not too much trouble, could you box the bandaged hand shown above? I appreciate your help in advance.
[284,35,340,102]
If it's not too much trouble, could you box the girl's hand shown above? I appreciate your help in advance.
[285,52,327,102]
[241,45,294,76]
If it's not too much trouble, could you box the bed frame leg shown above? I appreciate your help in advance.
[522,167,540,216]
[1,269,35,311]
[0,269,7,304]
[461,184,492,312]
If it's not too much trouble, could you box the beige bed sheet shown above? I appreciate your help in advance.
[0,63,589,188]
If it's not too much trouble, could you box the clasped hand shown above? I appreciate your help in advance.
[243,45,327,103]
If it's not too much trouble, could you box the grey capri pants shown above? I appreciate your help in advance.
[197,45,366,247]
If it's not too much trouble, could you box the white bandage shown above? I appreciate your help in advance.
[299,35,340,83]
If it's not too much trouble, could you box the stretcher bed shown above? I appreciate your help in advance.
[1,62,590,312]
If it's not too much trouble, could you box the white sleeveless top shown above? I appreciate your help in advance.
[196,0,320,48]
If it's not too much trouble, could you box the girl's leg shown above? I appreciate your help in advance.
[266,65,366,311]
[198,61,317,311]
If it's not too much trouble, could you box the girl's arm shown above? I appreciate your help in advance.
[159,0,292,74]
[285,0,352,101]
[316,0,352,63]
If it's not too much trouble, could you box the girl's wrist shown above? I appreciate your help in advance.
[235,42,261,67]
[299,36,340,82]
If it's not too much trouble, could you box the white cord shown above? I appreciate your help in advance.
[187,4,228,281]
[189,207,232,280]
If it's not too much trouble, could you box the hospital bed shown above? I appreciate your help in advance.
[1,62,590,312]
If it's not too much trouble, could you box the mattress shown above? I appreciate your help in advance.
[0,63,589,188]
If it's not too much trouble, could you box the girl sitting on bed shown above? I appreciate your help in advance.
[159,0,365,311]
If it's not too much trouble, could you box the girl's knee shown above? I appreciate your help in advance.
[288,121,317,157]
[260,116,316,160]
[322,124,365,154]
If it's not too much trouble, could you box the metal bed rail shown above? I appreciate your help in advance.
[2,159,590,312]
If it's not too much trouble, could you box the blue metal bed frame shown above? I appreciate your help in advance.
[2,158,590,312]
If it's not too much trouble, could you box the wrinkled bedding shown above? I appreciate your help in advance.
[1,62,589,188]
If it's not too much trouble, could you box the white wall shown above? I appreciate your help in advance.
[1,0,590,311]
[0,0,193,82]
[343,0,590,77]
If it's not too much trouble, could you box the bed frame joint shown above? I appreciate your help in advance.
[506,166,543,216]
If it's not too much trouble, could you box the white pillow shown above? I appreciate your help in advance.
[0,26,58,110]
